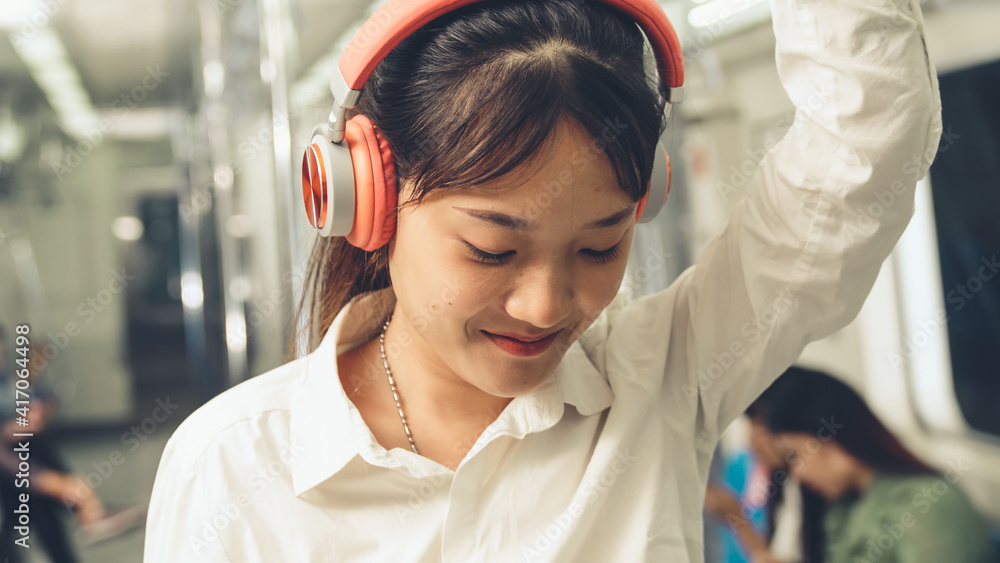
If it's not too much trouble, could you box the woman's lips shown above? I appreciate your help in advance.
[483,330,559,357]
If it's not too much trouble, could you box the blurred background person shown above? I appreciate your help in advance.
[766,366,998,563]
[0,327,143,562]
[706,371,826,563]
[0,324,85,562]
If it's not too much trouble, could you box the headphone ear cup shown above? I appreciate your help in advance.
[636,192,649,220]
[345,115,397,251]
[372,122,398,249]
[302,141,329,231]
[343,119,376,249]
[637,141,671,223]
[665,150,672,200]
[302,134,356,237]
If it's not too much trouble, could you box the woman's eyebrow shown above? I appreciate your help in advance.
[453,206,634,230]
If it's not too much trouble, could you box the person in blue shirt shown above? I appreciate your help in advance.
[707,372,826,563]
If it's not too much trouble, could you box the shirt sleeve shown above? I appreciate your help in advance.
[601,0,943,443]
[144,430,233,562]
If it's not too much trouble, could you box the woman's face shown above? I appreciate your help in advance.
[387,119,638,398]
[774,432,867,500]
[748,418,785,470]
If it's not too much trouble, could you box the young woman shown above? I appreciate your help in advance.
[144,0,943,560]
[765,367,996,563]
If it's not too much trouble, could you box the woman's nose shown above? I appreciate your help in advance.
[504,264,573,330]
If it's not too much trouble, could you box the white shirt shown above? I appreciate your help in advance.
[770,478,805,563]
[144,0,943,560]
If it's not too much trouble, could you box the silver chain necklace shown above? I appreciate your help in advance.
[379,317,419,454]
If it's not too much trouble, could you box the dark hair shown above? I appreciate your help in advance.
[288,0,669,358]
[766,366,937,476]
[747,372,826,562]
[745,376,783,421]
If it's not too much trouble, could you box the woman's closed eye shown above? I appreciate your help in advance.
[463,241,623,267]
[581,242,622,265]
[464,242,515,266]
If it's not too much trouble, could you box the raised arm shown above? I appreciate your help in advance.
[599,0,943,441]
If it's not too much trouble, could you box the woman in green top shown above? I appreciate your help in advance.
[764,366,997,563]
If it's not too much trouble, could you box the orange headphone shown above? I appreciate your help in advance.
[302,0,684,251]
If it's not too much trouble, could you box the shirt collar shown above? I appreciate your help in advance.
[290,287,614,496]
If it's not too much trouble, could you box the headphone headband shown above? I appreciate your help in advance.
[304,0,680,243]
[320,0,684,143]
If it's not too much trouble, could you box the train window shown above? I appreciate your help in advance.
[928,59,1000,438]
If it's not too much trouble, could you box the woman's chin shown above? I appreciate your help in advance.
[472,366,557,399]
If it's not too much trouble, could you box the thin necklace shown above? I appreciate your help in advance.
[379,317,418,454]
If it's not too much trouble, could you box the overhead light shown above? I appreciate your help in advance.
[62,115,98,138]
[181,271,205,310]
[0,102,27,162]
[9,24,67,66]
[688,0,769,29]
[226,310,249,352]
[9,26,99,139]
[260,59,277,84]
[95,107,181,141]
[0,0,44,32]
[35,65,80,89]
[0,0,40,31]
[111,216,144,241]
[203,61,226,98]
[0,123,26,162]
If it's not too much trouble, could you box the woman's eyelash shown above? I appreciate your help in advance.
[464,242,622,266]
[465,243,514,266]
[582,243,622,265]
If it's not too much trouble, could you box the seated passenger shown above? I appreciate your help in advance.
[765,366,997,563]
